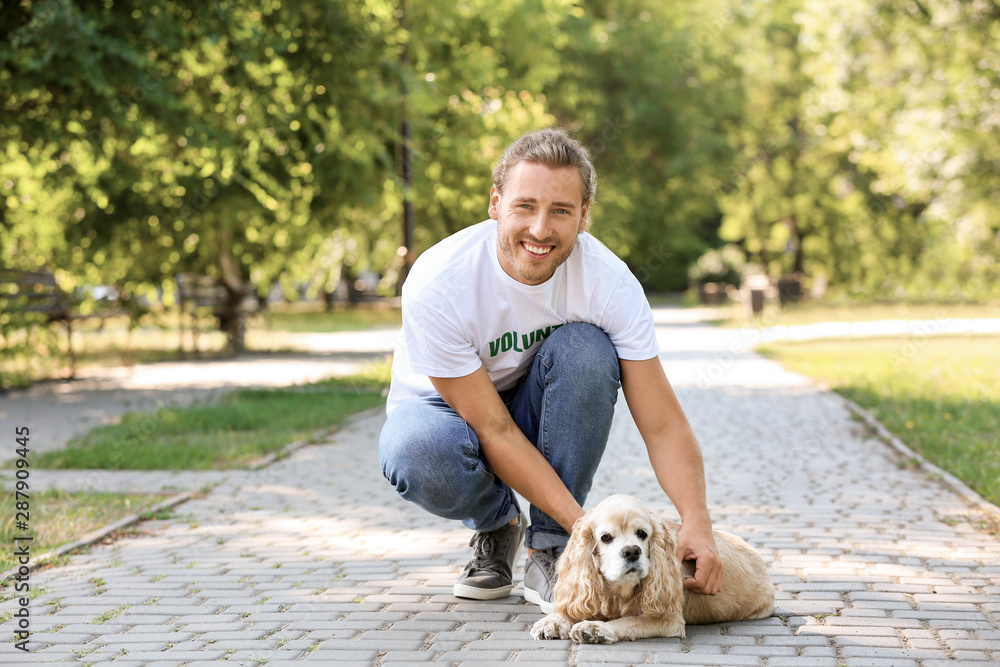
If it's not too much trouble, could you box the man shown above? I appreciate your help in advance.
[379,128,721,613]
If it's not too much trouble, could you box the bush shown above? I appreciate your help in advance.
[688,244,747,286]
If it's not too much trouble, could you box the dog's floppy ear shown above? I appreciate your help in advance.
[553,511,604,621]
[637,515,684,617]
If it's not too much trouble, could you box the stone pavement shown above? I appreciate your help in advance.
[2,310,999,666]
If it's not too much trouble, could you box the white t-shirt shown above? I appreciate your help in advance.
[385,219,660,414]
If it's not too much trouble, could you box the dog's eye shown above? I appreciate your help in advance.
[600,533,614,544]
[636,529,648,540]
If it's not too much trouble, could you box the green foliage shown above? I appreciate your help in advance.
[688,244,747,286]
[716,0,1000,300]
[541,0,743,289]
[263,306,401,333]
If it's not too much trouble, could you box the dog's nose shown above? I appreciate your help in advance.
[621,545,641,562]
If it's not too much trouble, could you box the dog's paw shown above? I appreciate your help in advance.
[570,620,617,644]
[531,614,572,640]
[666,617,686,639]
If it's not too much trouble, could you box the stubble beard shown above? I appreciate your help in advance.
[496,212,579,285]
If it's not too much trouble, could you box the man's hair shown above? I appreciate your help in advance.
[492,128,597,205]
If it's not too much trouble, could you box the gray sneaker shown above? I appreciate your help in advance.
[523,546,561,614]
[453,512,526,600]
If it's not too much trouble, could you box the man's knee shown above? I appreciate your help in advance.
[543,322,620,381]
[378,401,477,513]
[379,403,437,492]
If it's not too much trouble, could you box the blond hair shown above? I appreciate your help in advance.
[492,128,597,205]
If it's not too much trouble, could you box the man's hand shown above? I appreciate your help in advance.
[675,521,723,595]
[620,358,722,595]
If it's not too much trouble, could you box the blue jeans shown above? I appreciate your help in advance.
[379,323,621,550]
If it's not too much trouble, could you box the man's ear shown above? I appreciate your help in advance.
[488,185,501,220]
[578,199,591,233]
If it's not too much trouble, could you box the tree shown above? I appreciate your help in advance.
[714,0,999,300]
[544,0,744,290]
[2,0,406,351]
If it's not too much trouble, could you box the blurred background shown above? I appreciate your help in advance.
[1,0,998,384]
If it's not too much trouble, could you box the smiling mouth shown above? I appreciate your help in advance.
[521,241,554,257]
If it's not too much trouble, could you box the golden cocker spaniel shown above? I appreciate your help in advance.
[531,494,775,643]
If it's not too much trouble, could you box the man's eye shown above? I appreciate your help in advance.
[636,529,648,540]
[600,534,614,544]
[554,208,569,215]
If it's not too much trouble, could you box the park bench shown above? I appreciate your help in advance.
[175,273,259,354]
[0,268,128,375]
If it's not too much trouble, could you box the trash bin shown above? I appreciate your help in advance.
[742,275,770,317]
[777,274,804,305]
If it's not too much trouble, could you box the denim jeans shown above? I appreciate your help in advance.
[378,322,621,549]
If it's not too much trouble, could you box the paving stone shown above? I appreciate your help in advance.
[300,649,379,662]
[379,654,439,665]
[437,650,513,662]
[513,650,573,661]
[643,654,761,665]
[945,638,1000,651]
[96,632,196,645]
[688,634,755,646]
[796,626,899,637]
[727,645,798,656]
[762,634,836,647]
[26,633,101,649]
[951,651,995,661]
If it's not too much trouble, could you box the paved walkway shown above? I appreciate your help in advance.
[2,310,999,666]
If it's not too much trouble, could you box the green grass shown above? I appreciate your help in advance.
[260,306,401,333]
[759,336,1000,507]
[27,368,389,471]
[0,489,167,573]
[722,300,1000,328]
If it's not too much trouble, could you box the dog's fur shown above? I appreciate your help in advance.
[531,495,775,643]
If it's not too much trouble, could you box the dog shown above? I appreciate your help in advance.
[531,494,774,644]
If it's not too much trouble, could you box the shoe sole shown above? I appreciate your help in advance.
[522,585,555,614]
[453,582,515,600]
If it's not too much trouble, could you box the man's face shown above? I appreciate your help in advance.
[488,161,591,286]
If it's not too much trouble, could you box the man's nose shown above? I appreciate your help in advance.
[621,545,641,562]
[527,212,553,240]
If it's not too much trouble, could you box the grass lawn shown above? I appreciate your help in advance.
[259,305,401,333]
[758,336,1000,508]
[27,369,388,471]
[0,490,168,574]
[716,300,1000,328]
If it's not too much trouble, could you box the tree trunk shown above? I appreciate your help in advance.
[218,242,249,355]
[216,286,247,355]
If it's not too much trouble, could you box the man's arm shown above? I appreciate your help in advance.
[429,368,585,532]
[620,357,723,595]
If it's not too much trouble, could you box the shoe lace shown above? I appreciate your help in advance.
[533,546,560,578]
[466,532,504,574]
